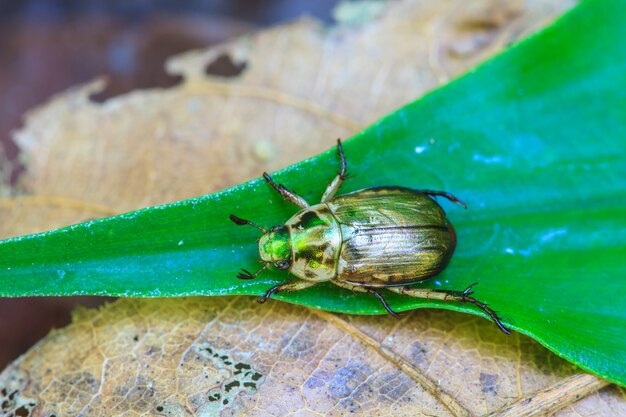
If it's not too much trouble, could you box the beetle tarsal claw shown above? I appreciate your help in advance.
[444,282,479,299]
[462,282,479,299]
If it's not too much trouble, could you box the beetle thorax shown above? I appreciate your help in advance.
[285,204,342,282]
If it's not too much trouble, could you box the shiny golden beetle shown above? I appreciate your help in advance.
[231,140,510,334]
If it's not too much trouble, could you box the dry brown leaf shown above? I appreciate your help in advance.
[0,147,10,200]
[2,0,625,416]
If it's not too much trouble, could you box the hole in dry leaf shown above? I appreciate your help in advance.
[224,381,239,392]
[192,344,264,409]
[15,405,29,417]
[1,137,24,186]
[205,53,247,77]
[89,27,210,103]
[89,73,183,103]
[0,387,35,417]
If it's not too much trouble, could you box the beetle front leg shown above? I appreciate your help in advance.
[385,284,511,334]
[257,280,318,303]
[331,280,399,318]
[321,139,348,203]
[420,190,467,208]
[263,172,310,209]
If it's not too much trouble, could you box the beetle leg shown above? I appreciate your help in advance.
[385,284,511,335]
[331,280,400,318]
[420,190,467,209]
[321,139,349,203]
[263,172,310,208]
[370,290,400,318]
[257,280,318,303]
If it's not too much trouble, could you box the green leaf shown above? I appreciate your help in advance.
[1,0,625,387]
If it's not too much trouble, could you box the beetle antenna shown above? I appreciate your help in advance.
[237,263,270,280]
[230,214,267,233]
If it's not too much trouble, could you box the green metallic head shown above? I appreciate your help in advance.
[229,214,293,279]
[258,226,292,270]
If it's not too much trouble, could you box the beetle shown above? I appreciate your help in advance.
[230,140,510,334]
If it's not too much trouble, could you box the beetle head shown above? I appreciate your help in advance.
[258,225,292,270]
[230,214,292,278]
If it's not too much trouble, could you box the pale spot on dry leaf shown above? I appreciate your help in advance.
[2,0,624,416]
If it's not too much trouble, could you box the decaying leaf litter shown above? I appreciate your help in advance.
[1,0,625,416]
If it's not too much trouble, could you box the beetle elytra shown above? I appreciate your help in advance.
[230,140,510,334]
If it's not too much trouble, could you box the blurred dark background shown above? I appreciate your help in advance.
[0,0,338,369]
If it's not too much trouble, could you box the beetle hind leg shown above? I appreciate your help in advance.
[321,139,349,203]
[385,284,511,334]
[331,280,400,318]
[419,190,467,208]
